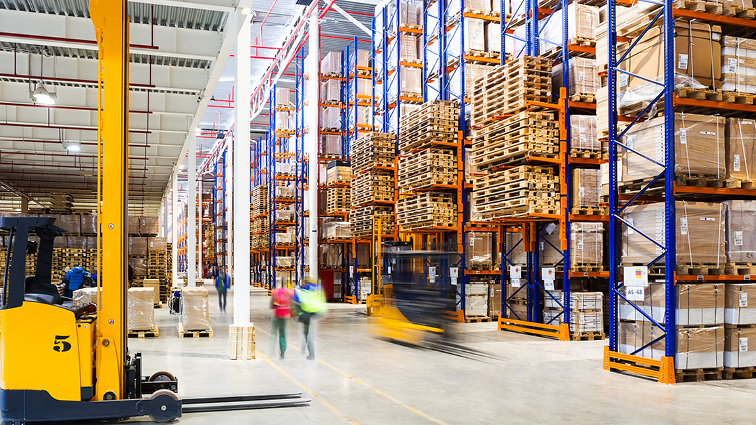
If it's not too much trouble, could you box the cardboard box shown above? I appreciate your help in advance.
[276,87,290,106]
[180,287,210,331]
[148,237,166,251]
[724,325,756,367]
[400,33,418,61]
[623,114,726,182]
[466,294,489,316]
[570,222,603,268]
[722,36,756,94]
[622,21,721,91]
[622,201,726,266]
[539,3,599,47]
[143,279,161,304]
[356,49,370,67]
[725,200,756,264]
[726,118,756,181]
[129,257,147,276]
[507,302,528,320]
[572,168,601,209]
[553,57,600,97]
[619,283,725,326]
[620,322,724,369]
[400,66,422,94]
[321,79,341,103]
[570,114,599,152]
[321,134,341,157]
[725,283,756,325]
[320,51,341,75]
[326,163,351,185]
[489,283,502,317]
[128,287,155,331]
[128,237,148,256]
[486,23,501,54]
[538,226,563,266]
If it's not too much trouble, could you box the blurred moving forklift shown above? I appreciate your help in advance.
[368,219,459,345]
[0,2,308,423]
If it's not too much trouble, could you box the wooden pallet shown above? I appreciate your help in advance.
[724,178,756,189]
[675,263,726,276]
[465,316,493,323]
[569,148,606,159]
[676,367,723,383]
[673,0,723,14]
[570,264,606,272]
[128,325,159,338]
[725,262,756,276]
[571,331,605,341]
[723,366,756,380]
[570,206,609,216]
[178,323,214,338]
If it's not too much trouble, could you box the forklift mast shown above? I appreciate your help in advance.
[89,0,130,401]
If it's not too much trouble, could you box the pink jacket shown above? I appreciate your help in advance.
[271,287,292,318]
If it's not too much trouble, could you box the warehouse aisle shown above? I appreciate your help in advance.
[127,287,756,424]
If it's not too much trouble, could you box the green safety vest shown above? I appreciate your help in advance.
[298,287,326,314]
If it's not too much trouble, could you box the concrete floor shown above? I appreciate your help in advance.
[122,287,756,424]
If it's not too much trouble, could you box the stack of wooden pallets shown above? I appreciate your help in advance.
[396,100,460,230]
[326,187,351,213]
[472,165,560,220]
[350,206,395,237]
[397,192,457,231]
[472,111,558,170]
[350,132,397,236]
[252,184,269,250]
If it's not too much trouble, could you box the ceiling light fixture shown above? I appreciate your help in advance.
[62,141,80,152]
[30,83,56,105]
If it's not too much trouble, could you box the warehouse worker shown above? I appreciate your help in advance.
[62,263,93,298]
[270,285,292,359]
[293,280,327,360]
[216,271,230,313]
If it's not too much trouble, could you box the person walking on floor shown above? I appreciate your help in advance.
[293,280,327,360]
[215,270,230,313]
[271,285,293,359]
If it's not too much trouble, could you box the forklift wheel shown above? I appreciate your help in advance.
[149,371,176,383]
[149,389,180,423]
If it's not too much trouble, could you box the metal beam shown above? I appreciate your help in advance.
[329,3,371,35]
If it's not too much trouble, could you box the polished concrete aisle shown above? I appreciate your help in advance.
[127,287,756,424]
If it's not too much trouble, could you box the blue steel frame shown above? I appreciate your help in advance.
[294,50,307,287]
[423,0,444,102]
[607,0,675,360]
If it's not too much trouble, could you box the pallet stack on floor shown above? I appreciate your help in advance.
[544,291,605,341]
[252,184,269,250]
[397,100,459,231]
[470,56,560,220]
[350,132,397,237]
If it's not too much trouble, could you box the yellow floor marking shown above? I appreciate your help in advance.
[258,326,449,425]
[256,350,360,425]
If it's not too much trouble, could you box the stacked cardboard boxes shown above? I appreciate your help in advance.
[544,291,604,337]
[570,222,604,272]
[179,287,212,336]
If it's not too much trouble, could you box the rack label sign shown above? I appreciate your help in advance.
[450,267,458,278]
[511,278,521,288]
[626,287,645,301]
[741,291,748,307]
[624,266,648,287]
[740,337,748,352]
[510,265,522,279]
[428,267,436,283]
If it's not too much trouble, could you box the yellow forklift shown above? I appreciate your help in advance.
[0,1,308,422]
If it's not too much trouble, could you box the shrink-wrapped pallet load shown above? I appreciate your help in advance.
[128,287,155,331]
[180,287,210,331]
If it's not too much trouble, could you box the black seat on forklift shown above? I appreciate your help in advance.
[24,275,62,305]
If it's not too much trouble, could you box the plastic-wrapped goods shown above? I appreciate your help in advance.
[73,287,99,309]
[488,283,502,317]
[59,215,81,234]
[466,232,493,268]
[357,106,369,126]
[128,287,155,331]
[180,287,210,331]
[128,216,140,234]
[570,222,603,268]
[321,79,341,103]
[275,232,293,245]
[620,322,724,369]
[466,293,489,316]
[538,3,598,47]
[357,49,370,67]
[275,209,293,222]
[275,111,291,131]
[400,34,418,61]
[275,185,294,199]
[623,114,725,183]
[447,18,485,55]
[129,257,147,276]
[570,115,599,152]
[486,23,500,54]
[320,51,341,76]
[620,21,721,93]
[726,283,756,325]
[725,326,756,367]
[128,237,148,256]
[320,244,341,267]
[571,168,601,209]
[725,200,756,264]
[80,214,96,234]
[553,58,600,98]
[722,36,756,94]
[399,0,421,26]
[276,87,291,106]
[277,256,294,268]
[504,230,527,265]
[622,201,726,267]
[449,0,491,15]
[142,279,161,304]
[321,107,341,130]
[538,226,563,266]
[450,63,493,99]
[324,221,352,239]
[619,283,724,326]
[726,118,756,181]
[399,67,422,95]
[357,79,372,99]
[321,134,341,157]
[544,311,602,333]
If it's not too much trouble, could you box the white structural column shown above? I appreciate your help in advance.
[226,133,233,275]
[172,173,179,285]
[233,9,252,326]
[306,12,320,280]
[198,182,203,280]
[188,134,197,287]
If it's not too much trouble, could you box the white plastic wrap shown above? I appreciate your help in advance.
[180,287,210,331]
[128,287,155,331]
